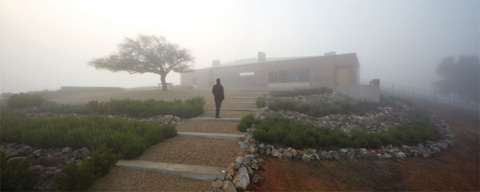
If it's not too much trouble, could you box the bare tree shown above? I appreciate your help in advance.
[89,34,194,91]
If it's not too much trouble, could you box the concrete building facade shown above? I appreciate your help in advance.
[180,52,360,88]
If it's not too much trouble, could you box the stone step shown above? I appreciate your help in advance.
[116,160,225,181]
[229,97,258,99]
[178,132,244,141]
[223,102,255,104]
[189,117,241,122]
[211,108,259,112]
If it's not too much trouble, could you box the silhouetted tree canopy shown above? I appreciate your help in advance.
[433,55,479,102]
[89,34,194,91]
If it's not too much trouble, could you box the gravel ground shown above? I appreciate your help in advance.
[176,121,241,134]
[200,110,254,118]
[89,167,212,191]
[137,136,240,168]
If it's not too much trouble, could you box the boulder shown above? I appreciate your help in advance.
[62,147,72,154]
[395,152,406,159]
[320,151,332,160]
[227,163,235,176]
[259,143,265,149]
[429,145,441,154]
[252,174,262,183]
[266,148,271,156]
[283,151,293,158]
[235,156,244,164]
[28,165,45,172]
[423,149,432,158]
[18,145,32,155]
[5,148,18,158]
[74,147,90,159]
[222,181,236,192]
[331,151,340,160]
[239,142,249,151]
[233,167,250,190]
[271,149,279,157]
[251,163,259,170]
[33,149,42,157]
[212,180,223,189]
[383,153,393,159]
[301,154,311,161]
[244,154,254,162]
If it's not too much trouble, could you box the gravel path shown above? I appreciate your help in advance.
[200,110,254,118]
[137,136,240,168]
[89,167,211,191]
[176,121,241,134]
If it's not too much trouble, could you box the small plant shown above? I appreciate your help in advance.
[6,93,45,109]
[256,96,266,108]
[237,114,255,132]
[268,98,378,116]
[7,95,205,119]
[1,152,40,191]
[270,87,332,97]
[0,107,177,159]
[54,146,118,191]
[253,111,439,149]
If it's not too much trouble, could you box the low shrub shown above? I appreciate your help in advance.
[237,121,248,132]
[237,114,255,132]
[7,94,205,119]
[54,146,118,191]
[256,96,266,108]
[6,93,45,109]
[1,151,40,191]
[0,108,177,159]
[252,110,439,149]
[270,87,332,97]
[268,98,378,116]
[40,101,88,114]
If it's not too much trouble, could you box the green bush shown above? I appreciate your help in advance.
[256,96,266,108]
[7,93,45,109]
[253,111,439,149]
[1,152,40,191]
[267,98,379,116]
[0,108,177,159]
[40,101,88,114]
[7,95,205,119]
[237,114,255,132]
[237,121,248,132]
[54,146,118,191]
[271,87,332,97]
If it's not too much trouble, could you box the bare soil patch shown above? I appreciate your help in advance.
[249,100,479,191]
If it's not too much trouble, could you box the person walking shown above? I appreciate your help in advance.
[212,78,224,118]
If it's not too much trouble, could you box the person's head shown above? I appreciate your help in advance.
[216,78,221,84]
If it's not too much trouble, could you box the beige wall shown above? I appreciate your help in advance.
[180,53,359,88]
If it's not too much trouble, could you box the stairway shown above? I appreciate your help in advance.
[89,91,264,191]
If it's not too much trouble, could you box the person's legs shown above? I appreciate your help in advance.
[215,100,222,118]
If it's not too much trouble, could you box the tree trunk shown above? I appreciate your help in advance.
[160,74,168,91]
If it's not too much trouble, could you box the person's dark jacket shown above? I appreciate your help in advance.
[212,83,224,102]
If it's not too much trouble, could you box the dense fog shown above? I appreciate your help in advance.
[1,0,478,94]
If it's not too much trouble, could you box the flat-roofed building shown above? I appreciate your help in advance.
[180,52,359,88]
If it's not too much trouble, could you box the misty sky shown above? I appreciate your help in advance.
[1,0,478,94]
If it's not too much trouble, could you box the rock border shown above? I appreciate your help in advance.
[1,143,91,191]
[211,110,456,192]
